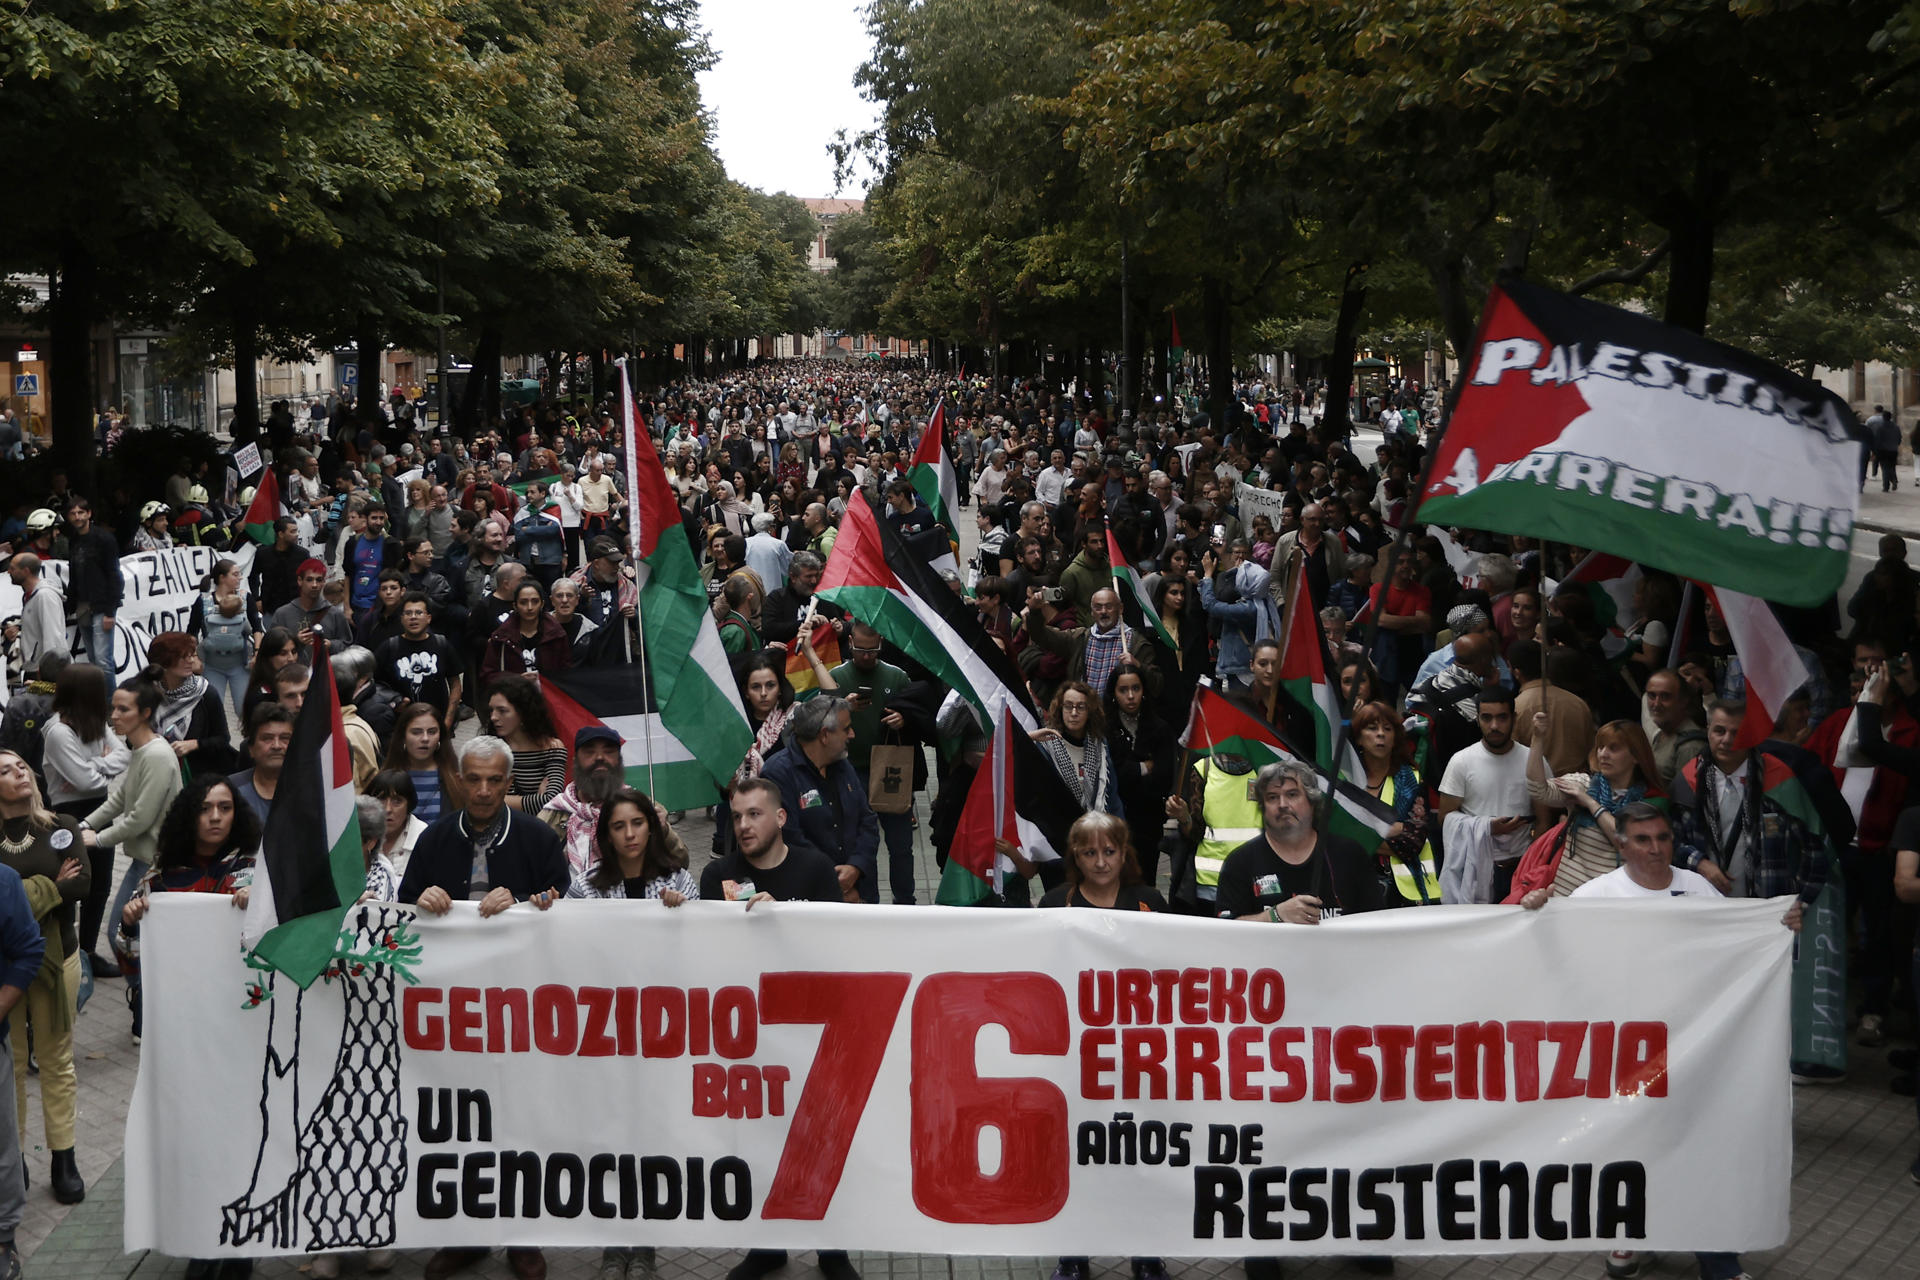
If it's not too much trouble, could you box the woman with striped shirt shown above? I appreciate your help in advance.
[486,674,568,813]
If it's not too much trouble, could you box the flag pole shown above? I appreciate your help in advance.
[1271,546,1304,729]
[617,358,658,800]
[1669,580,1695,669]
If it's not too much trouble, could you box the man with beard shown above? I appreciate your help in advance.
[761,551,845,648]
[1436,686,1535,902]
[1215,759,1383,922]
[538,726,691,878]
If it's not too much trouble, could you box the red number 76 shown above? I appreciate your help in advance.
[757,971,1069,1226]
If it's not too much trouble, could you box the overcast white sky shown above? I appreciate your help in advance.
[697,1,880,199]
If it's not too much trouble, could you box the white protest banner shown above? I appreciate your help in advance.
[233,442,264,480]
[1234,481,1288,533]
[109,544,227,677]
[126,897,1793,1259]
[0,545,232,680]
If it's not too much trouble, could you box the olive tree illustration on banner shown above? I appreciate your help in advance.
[222,905,424,1252]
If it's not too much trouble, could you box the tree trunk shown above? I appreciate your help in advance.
[1323,263,1370,442]
[1663,210,1714,335]
[1203,276,1232,432]
[590,348,606,405]
[455,328,494,438]
[232,291,262,436]
[1422,256,1478,385]
[480,328,502,427]
[355,317,381,423]
[47,238,98,479]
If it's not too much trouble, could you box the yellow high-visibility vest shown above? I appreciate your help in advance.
[1379,773,1442,905]
[1194,758,1263,898]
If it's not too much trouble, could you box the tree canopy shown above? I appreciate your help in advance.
[0,0,824,459]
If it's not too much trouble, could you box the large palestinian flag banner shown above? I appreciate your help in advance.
[1417,280,1866,607]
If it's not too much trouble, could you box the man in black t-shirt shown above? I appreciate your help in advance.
[702,778,860,1280]
[699,778,842,905]
[1215,759,1383,922]
[375,592,464,732]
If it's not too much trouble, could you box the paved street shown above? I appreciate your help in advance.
[17,468,1920,1280]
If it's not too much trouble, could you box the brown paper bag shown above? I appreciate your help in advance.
[866,742,915,813]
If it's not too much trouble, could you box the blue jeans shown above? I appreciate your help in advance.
[203,661,249,721]
[878,807,916,905]
[109,858,149,957]
[1695,1252,1743,1280]
[86,614,116,678]
[856,773,918,905]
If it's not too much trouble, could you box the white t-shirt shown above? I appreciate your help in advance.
[1571,866,1723,899]
[1438,741,1532,859]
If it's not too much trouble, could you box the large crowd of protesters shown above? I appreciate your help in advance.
[0,356,1906,1280]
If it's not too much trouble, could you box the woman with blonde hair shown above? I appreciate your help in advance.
[1039,811,1164,912]
[1038,810,1165,1280]
[1351,700,1440,905]
[1525,715,1665,897]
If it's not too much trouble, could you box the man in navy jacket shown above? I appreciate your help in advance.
[759,695,879,904]
[399,736,569,910]
[400,736,565,1280]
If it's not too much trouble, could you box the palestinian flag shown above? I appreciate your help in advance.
[1417,279,1866,608]
[1180,681,1395,850]
[784,616,841,698]
[1278,553,1352,776]
[1556,550,1640,633]
[908,399,958,532]
[1169,309,1185,364]
[241,467,285,547]
[1705,585,1813,751]
[574,361,750,806]
[947,704,1020,894]
[818,492,1039,732]
[508,473,563,518]
[240,640,364,987]
[938,704,1074,905]
[1107,527,1176,649]
[542,665,730,812]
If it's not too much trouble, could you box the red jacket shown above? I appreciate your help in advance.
[1804,703,1915,851]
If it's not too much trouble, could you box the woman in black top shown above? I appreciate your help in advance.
[1039,812,1166,1280]
[1039,811,1167,912]
[240,626,301,726]
[1105,663,1177,889]
[146,633,235,778]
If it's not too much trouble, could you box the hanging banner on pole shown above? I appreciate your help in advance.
[127,897,1795,1259]
[1415,280,1866,607]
